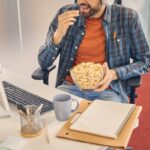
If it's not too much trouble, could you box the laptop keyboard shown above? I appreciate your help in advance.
[2,81,53,114]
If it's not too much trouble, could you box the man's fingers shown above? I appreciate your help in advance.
[65,10,79,15]
[61,21,75,28]
[58,15,77,35]
[59,14,77,22]
[96,77,110,88]
[56,10,79,38]
[96,79,107,87]
[95,80,110,92]
[103,62,108,68]
[59,11,78,27]
[58,21,75,33]
[96,62,112,89]
[59,17,76,27]
[96,62,109,87]
[103,62,109,73]
[60,10,79,18]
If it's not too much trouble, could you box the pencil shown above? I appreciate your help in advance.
[113,31,116,40]
[44,119,50,144]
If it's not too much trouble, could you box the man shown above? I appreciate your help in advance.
[38,0,150,103]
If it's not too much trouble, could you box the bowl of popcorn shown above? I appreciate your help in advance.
[70,62,105,90]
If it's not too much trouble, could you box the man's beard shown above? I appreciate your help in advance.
[79,3,99,18]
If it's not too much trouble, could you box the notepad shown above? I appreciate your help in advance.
[70,100,135,139]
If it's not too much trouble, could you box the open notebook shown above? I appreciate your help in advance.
[70,100,135,139]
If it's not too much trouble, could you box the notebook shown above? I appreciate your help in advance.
[70,100,135,139]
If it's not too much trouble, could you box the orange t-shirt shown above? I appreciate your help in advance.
[65,18,106,84]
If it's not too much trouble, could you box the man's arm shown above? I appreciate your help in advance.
[114,10,150,80]
[38,11,60,69]
[38,7,79,69]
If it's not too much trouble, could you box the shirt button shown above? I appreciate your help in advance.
[70,58,74,61]
[52,57,55,60]
[66,69,69,72]
[82,32,85,35]
[55,47,58,50]
[75,46,78,50]
[117,39,120,42]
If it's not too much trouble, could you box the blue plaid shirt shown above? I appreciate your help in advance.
[38,3,150,103]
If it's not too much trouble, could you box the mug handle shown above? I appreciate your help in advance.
[71,98,79,112]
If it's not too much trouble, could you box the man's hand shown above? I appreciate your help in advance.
[53,10,79,45]
[95,62,118,92]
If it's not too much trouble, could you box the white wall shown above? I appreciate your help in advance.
[0,0,23,74]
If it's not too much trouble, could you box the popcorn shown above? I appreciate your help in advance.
[70,62,105,90]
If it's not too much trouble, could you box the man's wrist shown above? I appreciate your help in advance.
[53,31,63,45]
[110,69,118,80]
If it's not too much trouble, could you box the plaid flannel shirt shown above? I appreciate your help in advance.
[38,3,150,103]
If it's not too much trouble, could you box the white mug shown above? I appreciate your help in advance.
[53,94,79,121]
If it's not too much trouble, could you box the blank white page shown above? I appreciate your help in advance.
[70,100,135,139]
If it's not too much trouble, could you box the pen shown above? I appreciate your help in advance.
[35,104,43,114]
[19,110,37,131]
[44,119,50,144]
[26,106,30,115]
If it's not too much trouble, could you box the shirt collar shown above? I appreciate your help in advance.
[103,4,111,23]
[77,4,112,27]
[77,15,86,27]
